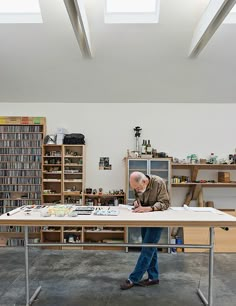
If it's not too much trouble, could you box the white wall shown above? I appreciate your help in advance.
[1,102,236,209]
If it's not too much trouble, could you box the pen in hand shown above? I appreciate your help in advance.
[133,199,141,209]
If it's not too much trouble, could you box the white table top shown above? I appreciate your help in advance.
[0,206,236,227]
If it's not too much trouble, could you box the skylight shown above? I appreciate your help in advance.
[0,0,42,23]
[105,0,160,24]
[223,4,236,23]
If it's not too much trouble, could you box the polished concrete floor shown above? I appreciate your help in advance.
[0,248,235,306]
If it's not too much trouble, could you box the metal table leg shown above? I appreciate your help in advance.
[22,226,215,305]
[197,227,214,306]
[24,226,41,306]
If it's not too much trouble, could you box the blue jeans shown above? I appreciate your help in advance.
[129,227,163,283]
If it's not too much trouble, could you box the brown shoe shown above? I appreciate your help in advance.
[138,278,159,286]
[120,279,134,290]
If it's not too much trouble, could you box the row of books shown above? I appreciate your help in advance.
[0,140,42,147]
[0,178,41,184]
[0,162,41,169]
[0,126,42,132]
[0,148,42,154]
[0,192,41,199]
[0,170,42,176]
[0,133,42,140]
[0,156,41,162]
[0,186,41,192]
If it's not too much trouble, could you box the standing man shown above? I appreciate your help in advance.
[120,171,170,290]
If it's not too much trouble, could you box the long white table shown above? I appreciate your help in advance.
[1,206,236,306]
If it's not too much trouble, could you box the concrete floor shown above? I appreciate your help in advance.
[0,248,235,306]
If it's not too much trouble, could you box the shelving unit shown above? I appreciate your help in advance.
[0,116,46,246]
[41,225,127,251]
[171,163,236,206]
[63,145,85,205]
[42,144,85,205]
[43,144,63,205]
[171,163,236,252]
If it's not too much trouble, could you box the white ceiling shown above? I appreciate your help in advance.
[0,0,236,103]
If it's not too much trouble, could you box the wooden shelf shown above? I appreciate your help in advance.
[171,162,236,207]
[43,155,61,157]
[64,155,83,158]
[64,180,82,182]
[43,193,62,196]
[63,230,82,233]
[41,230,61,233]
[172,163,236,170]
[84,194,125,197]
[43,172,62,174]
[44,144,62,146]
[84,230,124,234]
[43,164,62,166]
[63,192,82,196]
[64,164,82,166]
[43,180,61,182]
[172,183,236,187]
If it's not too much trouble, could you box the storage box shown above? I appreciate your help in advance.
[218,172,230,183]
[0,237,7,246]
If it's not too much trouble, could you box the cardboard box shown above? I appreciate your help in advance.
[218,172,230,183]
[0,237,7,246]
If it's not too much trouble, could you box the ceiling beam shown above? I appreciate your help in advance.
[189,0,236,58]
[64,0,92,58]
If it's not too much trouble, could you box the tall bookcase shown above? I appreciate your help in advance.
[0,116,46,246]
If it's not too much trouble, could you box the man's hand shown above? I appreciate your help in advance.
[133,200,140,209]
[133,206,152,213]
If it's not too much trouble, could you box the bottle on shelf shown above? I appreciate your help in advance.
[141,140,147,154]
[146,140,152,155]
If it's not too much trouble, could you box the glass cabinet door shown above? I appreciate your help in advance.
[127,159,148,202]
[149,159,170,191]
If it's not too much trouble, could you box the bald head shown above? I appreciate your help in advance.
[130,172,149,194]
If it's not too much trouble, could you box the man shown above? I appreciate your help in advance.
[120,171,170,290]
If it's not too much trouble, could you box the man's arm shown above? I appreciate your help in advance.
[152,180,170,211]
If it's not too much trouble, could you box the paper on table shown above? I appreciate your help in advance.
[119,204,133,210]
[169,207,184,211]
[170,206,225,215]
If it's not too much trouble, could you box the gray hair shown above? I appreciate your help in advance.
[131,172,146,183]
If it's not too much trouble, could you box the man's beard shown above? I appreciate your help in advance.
[137,187,146,195]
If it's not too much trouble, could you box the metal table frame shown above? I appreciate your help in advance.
[24,226,214,306]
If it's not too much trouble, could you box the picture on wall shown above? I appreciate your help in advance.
[99,157,112,170]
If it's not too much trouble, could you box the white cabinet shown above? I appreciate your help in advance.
[125,158,171,252]
[126,158,171,203]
